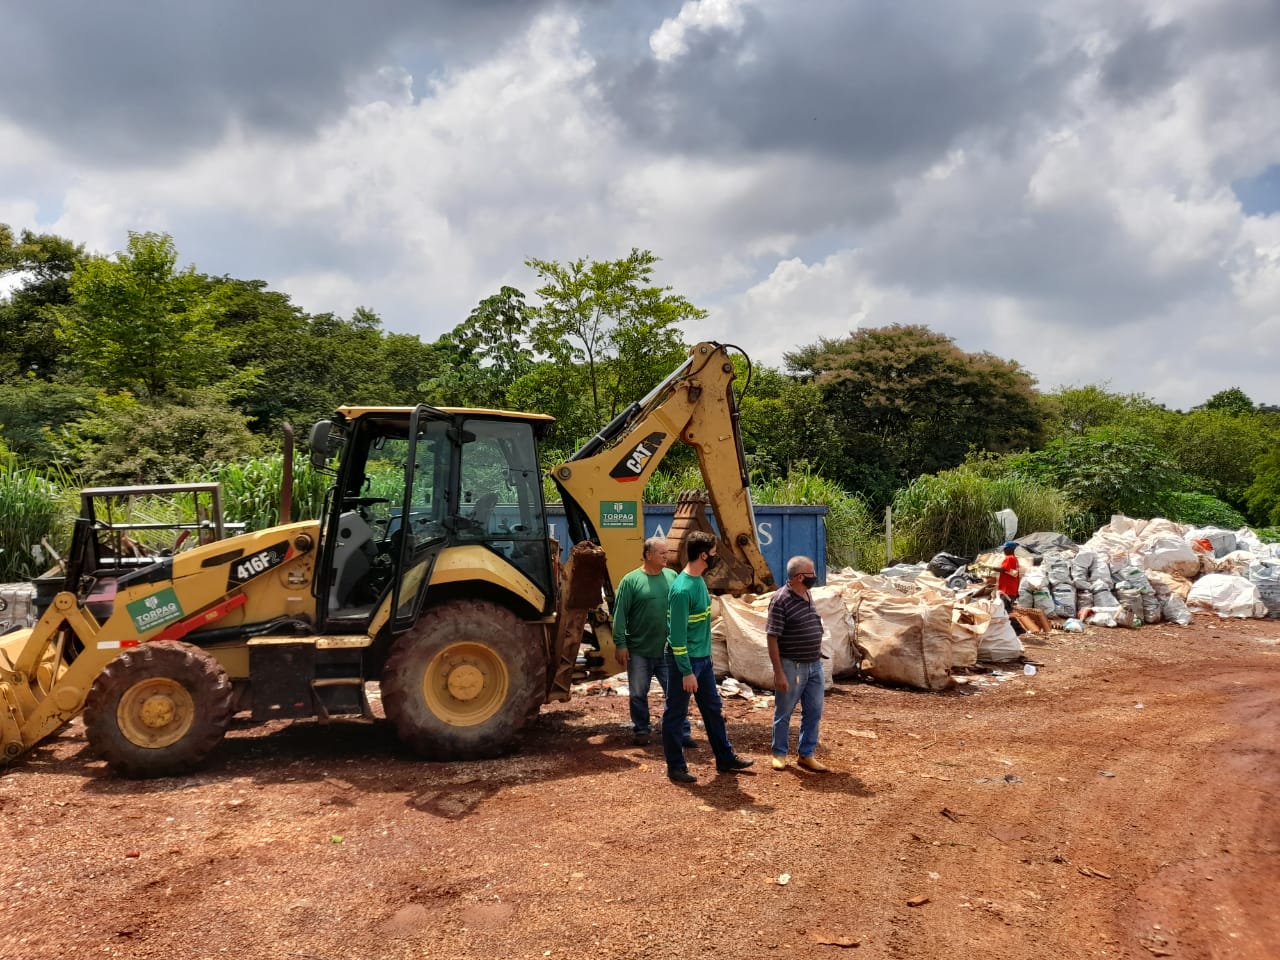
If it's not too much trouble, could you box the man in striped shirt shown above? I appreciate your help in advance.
[662,531,754,784]
[766,555,829,772]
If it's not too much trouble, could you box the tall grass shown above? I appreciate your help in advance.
[212,455,331,531]
[0,459,76,581]
[891,467,1070,562]
[751,470,879,571]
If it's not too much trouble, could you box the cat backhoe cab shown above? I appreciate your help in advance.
[0,341,769,776]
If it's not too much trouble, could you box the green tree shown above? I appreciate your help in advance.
[1040,384,1160,439]
[526,250,696,423]
[1201,387,1254,416]
[206,277,308,429]
[422,287,536,408]
[1136,406,1274,510]
[56,232,233,398]
[382,332,447,404]
[789,324,1045,504]
[738,365,841,481]
[288,308,398,412]
[0,224,84,381]
[506,361,597,453]
[1244,446,1280,526]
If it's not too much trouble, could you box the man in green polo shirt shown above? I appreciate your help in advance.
[613,536,693,747]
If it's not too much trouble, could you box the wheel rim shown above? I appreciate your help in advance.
[423,642,510,727]
[116,678,195,749]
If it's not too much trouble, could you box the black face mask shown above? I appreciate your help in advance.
[801,575,818,589]
[704,553,719,570]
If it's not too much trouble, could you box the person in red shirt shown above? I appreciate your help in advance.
[998,541,1021,611]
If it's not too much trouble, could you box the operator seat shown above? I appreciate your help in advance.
[471,492,499,531]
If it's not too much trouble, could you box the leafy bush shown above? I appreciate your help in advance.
[54,390,264,485]
[1009,427,1182,521]
[891,467,1070,562]
[1156,491,1247,529]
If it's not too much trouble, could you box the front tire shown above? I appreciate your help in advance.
[381,600,544,760]
[84,641,234,777]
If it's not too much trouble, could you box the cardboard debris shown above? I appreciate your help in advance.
[1009,606,1052,634]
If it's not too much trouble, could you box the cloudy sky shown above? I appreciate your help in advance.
[3,0,1279,410]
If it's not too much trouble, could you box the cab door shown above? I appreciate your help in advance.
[389,406,454,634]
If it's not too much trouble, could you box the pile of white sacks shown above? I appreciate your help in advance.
[710,568,1022,694]
[707,515,1280,694]
[1010,516,1280,628]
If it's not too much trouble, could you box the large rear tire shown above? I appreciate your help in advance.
[84,641,234,778]
[381,600,544,760]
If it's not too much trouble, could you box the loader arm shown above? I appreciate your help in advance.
[549,341,775,598]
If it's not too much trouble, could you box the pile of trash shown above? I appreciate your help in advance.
[705,514,1279,695]
[991,516,1280,628]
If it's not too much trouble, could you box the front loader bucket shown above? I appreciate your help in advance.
[0,626,64,763]
[0,597,95,766]
[0,628,35,761]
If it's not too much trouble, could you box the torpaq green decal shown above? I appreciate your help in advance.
[599,500,638,528]
[127,587,185,633]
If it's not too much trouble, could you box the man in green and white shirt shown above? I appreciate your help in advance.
[662,530,754,784]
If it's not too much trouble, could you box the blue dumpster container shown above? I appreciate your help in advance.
[545,504,828,587]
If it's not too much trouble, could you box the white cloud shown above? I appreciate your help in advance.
[649,0,747,62]
[3,1,1280,412]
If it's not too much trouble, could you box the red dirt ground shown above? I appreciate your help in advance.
[1,617,1277,960]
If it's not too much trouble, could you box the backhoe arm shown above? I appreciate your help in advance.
[550,342,775,596]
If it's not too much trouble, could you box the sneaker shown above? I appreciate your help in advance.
[632,732,651,746]
[770,755,787,770]
[667,768,697,784]
[797,756,830,773]
[716,755,755,773]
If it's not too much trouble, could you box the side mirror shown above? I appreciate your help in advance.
[309,420,334,469]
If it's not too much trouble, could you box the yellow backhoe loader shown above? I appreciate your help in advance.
[0,341,773,776]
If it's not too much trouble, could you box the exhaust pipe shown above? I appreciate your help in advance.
[281,422,294,525]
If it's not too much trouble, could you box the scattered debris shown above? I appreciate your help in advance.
[1077,865,1112,879]
[810,932,860,948]
[906,895,930,907]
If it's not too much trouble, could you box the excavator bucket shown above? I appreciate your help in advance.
[665,490,769,595]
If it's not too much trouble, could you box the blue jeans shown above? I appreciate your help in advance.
[662,653,734,771]
[626,651,690,738]
[771,658,825,758]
